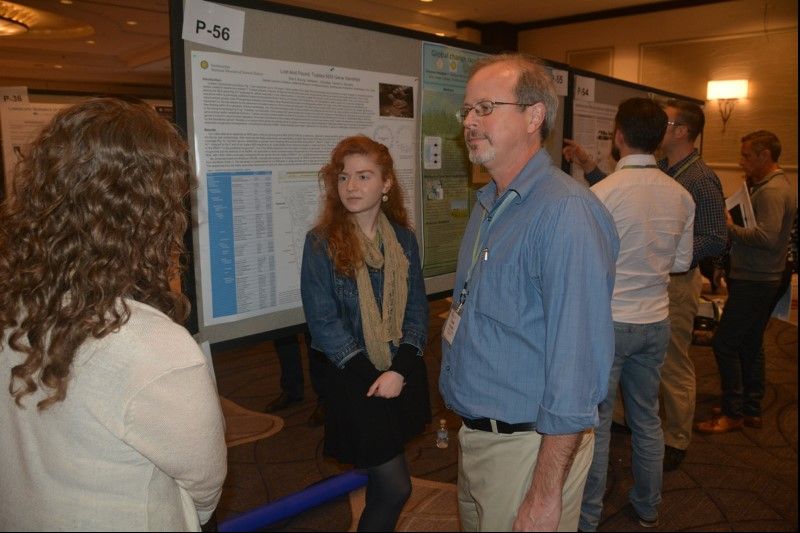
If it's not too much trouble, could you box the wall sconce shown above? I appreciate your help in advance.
[706,79,748,133]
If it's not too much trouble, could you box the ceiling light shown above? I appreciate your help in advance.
[0,2,92,39]
[85,39,95,44]
[60,0,73,4]
[420,0,434,3]
[435,32,445,37]
[54,64,63,69]
[125,20,138,26]
[0,14,29,36]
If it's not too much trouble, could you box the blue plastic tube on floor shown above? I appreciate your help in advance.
[218,470,369,532]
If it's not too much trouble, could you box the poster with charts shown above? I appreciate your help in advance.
[190,51,417,325]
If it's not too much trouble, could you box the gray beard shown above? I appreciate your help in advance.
[468,144,496,165]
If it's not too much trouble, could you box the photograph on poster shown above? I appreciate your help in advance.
[379,83,414,118]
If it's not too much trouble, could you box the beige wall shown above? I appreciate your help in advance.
[518,0,798,197]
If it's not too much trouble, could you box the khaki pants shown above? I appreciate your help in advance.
[457,425,594,532]
[660,268,702,450]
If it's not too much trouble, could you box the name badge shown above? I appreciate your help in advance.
[442,306,462,345]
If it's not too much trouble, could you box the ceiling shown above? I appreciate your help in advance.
[0,0,694,94]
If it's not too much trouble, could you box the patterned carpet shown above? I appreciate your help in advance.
[347,478,460,532]
[213,290,797,531]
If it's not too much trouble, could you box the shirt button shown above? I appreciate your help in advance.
[446,365,451,371]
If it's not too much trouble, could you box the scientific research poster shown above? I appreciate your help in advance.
[570,100,617,182]
[0,103,67,195]
[191,51,418,325]
[419,43,486,278]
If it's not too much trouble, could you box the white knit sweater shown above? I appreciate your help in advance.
[0,299,227,531]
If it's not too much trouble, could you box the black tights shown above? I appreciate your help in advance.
[357,453,411,532]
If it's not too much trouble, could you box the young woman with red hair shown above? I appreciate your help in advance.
[301,135,430,531]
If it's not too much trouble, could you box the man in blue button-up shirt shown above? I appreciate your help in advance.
[439,53,619,531]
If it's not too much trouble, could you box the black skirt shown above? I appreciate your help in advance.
[322,354,431,469]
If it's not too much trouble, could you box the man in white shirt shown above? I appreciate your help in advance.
[579,98,695,530]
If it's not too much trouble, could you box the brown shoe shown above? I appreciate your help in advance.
[695,415,744,434]
[710,407,763,428]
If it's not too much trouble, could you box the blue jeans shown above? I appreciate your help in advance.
[580,318,670,531]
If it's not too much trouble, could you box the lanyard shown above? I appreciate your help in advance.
[457,190,517,308]
[749,169,784,196]
[670,153,700,179]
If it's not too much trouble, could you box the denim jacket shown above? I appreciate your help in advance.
[300,222,429,369]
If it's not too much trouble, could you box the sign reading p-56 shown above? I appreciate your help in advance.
[181,0,244,53]
[195,20,230,41]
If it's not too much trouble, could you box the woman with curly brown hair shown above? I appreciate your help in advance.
[0,98,226,531]
[301,135,430,531]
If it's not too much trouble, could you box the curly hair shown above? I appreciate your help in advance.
[0,98,193,410]
[315,135,409,276]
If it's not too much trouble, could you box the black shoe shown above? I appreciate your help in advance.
[307,401,326,427]
[663,445,686,472]
[264,392,302,413]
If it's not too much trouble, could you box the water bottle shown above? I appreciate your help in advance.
[436,419,449,449]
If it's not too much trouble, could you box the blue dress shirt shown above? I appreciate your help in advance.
[440,150,619,434]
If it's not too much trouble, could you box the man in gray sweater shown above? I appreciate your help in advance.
[696,130,797,433]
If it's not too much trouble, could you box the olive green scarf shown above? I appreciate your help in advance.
[355,212,408,371]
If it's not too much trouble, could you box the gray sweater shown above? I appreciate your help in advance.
[728,170,797,281]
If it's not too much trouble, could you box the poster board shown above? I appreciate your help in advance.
[0,97,171,200]
[417,43,569,281]
[564,68,705,183]
[170,0,570,344]
[0,103,67,197]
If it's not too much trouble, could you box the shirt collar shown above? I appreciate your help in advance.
[476,148,552,211]
[750,168,784,191]
[661,148,699,174]
[615,153,657,171]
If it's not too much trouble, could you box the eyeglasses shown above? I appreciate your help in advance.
[667,121,684,127]
[457,100,534,123]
